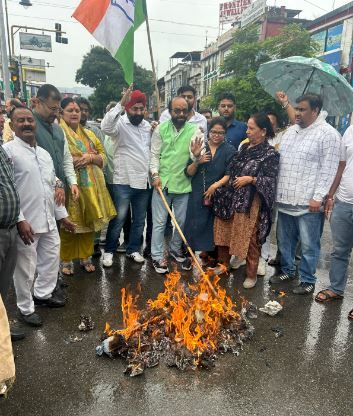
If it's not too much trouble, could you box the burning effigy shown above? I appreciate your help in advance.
[96,266,256,376]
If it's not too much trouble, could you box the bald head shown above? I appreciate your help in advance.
[169,97,188,130]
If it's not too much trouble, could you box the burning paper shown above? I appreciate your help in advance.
[96,269,255,376]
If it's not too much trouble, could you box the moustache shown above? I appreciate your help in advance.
[22,128,34,132]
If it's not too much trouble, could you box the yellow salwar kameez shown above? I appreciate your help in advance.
[59,120,116,263]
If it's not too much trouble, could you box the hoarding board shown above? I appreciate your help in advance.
[326,23,343,52]
[19,33,52,52]
[322,50,342,72]
[311,30,326,54]
[241,0,266,28]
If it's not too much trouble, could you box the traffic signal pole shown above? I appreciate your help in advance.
[0,0,11,99]
[11,25,67,56]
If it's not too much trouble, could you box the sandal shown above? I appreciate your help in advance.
[80,258,95,273]
[315,289,343,303]
[348,309,353,320]
[61,261,74,276]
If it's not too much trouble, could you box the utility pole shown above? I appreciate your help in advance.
[0,0,11,99]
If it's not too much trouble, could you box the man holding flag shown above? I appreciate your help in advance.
[100,86,152,267]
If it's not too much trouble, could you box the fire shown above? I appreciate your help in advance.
[107,270,239,355]
[100,267,255,376]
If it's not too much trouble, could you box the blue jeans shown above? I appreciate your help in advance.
[328,199,353,295]
[151,189,189,261]
[277,211,324,284]
[105,185,150,254]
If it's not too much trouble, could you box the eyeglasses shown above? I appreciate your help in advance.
[39,99,60,113]
[209,130,225,136]
[172,108,188,115]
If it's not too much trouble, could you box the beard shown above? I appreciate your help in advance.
[172,117,187,129]
[128,114,144,126]
[221,112,234,121]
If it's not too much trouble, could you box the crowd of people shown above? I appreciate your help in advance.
[1,82,353,395]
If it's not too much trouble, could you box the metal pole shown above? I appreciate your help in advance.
[18,55,24,98]
[0,0,11,99]
[4,0,11,62]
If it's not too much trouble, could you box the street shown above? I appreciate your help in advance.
[1,222,353,416]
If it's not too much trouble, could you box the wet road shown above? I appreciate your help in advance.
[1,222,353,416]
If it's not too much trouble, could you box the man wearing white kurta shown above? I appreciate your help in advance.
[3,107,74,327]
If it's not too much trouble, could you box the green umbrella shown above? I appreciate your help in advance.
[256,56,353,116]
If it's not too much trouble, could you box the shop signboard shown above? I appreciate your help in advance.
[219,0,252,24]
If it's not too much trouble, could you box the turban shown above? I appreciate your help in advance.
[125,90,146,111]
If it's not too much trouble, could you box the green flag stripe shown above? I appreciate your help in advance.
[114,0,146,84]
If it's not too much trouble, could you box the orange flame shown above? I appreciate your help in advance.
[105,269,241,355]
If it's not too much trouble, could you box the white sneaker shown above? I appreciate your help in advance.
[257,257,266,276]
[126,252,145,263]
[102,252,113,267]
[230,256,246,270]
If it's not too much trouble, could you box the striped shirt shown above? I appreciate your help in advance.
[276,112,341,207]
[0,145,20,227]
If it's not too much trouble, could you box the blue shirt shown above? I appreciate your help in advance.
[225,119,247,149]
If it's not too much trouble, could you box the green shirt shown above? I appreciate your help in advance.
[158,120,198,194]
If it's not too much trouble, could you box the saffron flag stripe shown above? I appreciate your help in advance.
[72,0,110,33]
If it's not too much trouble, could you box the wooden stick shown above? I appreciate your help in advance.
[145,5,161,119]
[156,187,220,300]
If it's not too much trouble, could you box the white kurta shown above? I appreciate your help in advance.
[3,137,68,315]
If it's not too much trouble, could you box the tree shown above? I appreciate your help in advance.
[201,24,319,121]
[76,46,154,117]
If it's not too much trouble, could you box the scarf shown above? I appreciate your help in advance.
[213,141,280,244]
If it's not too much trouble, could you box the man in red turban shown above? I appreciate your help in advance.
[101,86,152,267]
[124,90,146,113]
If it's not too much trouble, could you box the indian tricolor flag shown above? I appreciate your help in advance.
[73,0,146,84]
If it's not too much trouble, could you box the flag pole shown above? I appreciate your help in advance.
[145,3,161,119]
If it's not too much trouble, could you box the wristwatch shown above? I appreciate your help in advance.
[55,179,64,189]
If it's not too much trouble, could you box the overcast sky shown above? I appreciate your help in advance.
[5,0,350,88]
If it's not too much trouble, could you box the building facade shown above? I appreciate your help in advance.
[158,51,202,111]
[200,4,309,98]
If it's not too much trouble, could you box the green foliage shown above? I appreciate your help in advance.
[208,24,318,121]
[266,24,319,59]
[76,46,154,117]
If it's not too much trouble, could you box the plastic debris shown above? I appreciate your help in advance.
[271,326,284,338]
[78,315,95,331]
[259,300,283,316]
[95,336,115,358]
[67,335,83,343]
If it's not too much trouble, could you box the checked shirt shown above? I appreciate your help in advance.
[0,145,20,228]
[276,112,341,207]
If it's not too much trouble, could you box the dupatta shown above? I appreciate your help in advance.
[60,120,116,232]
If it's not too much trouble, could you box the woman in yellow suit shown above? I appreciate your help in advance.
[59,98,116,275]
